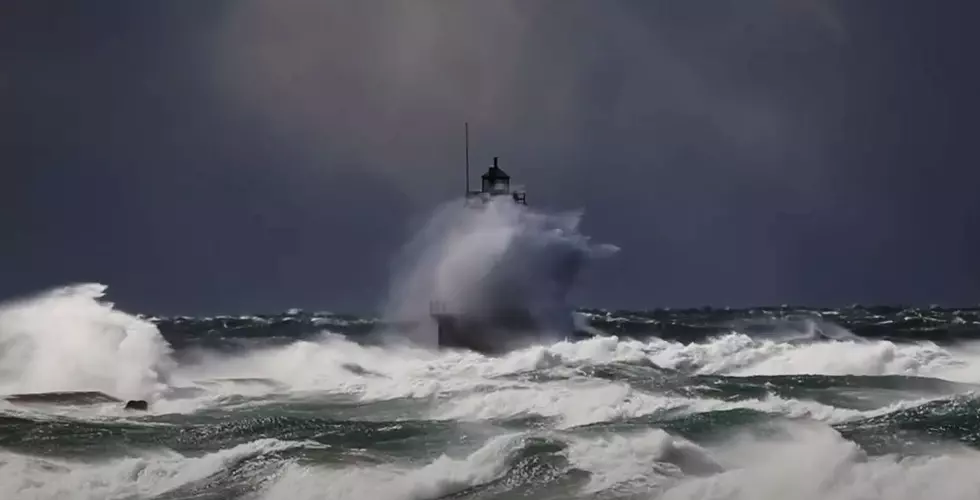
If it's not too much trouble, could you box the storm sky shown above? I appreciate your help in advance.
[2,1,979,315]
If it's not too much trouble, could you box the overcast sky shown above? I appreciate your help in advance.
[2,1,979,315]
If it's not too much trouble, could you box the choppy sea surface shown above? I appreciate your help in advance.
[4,285,980,499]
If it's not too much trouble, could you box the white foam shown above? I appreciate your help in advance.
[432,375,930,428]
[0,438,308,500]
[660,422,980,500]
[258,433,522,500]
[565,428,721,494]
[162,331,964,426]
[4,283,975,429]
[641,332,980,381]
[0,283,175,401]
[5,284,980,500]
[555,422,980,499]
[249,421,980,500]
[172,333,521,400]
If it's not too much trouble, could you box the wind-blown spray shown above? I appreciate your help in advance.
[381,196,618,351]
[0,283,175,401]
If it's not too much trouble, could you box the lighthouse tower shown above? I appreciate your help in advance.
[473,157,527,204]
[428,125,543,353]
[461,121,527,207]
[432,154,536,353]
[426,123,586,354]
[465,156,527,207]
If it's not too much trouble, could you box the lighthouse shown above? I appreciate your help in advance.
[431,154,539,353]
[426,124,574,354]
[465,156,527,207]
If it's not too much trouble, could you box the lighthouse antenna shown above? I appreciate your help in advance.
[464,122,470,196]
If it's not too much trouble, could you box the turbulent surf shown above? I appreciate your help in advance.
[3,284,980,499]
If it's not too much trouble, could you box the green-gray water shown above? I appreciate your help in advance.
[3,284,980,499]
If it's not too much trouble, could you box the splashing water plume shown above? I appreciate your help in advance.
[0,283,175,401]
[381,196,618,350]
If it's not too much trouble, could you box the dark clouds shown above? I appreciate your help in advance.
[1,1,978,314]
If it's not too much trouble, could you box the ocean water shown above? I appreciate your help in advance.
[3,284,980,499]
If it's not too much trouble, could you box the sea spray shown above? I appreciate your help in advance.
[3,303,980,499]
[380,196,618,350]
[0,283,175,400]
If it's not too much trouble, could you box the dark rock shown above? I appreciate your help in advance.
[124,400,148,411]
